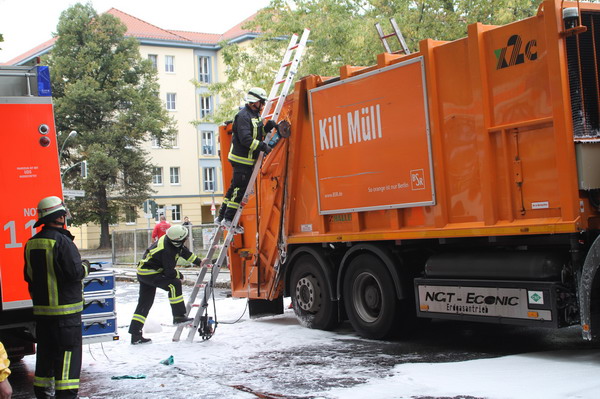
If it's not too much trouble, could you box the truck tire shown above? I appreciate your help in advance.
[343,253,400,339]
[290,255,338,330]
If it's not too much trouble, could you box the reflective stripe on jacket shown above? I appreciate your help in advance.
[137,236,200,278]
[24,226,87,317]
[228,104,265,166]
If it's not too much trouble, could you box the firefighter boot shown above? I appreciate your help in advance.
[131,333,151,345]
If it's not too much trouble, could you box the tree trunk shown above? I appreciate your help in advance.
[99,219,111,249]
[97,186,111,249]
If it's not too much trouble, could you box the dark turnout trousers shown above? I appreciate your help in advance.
[33,314,82,399]
[129,273,186,334]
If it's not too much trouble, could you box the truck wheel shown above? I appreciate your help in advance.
[343,253,399,339]
[290,255,338,330]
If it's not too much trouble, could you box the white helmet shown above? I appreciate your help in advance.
[34,196,68,227]
[245,87,267,103]
[166,225,189,247]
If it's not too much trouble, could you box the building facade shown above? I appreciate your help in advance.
[5,9,258,248]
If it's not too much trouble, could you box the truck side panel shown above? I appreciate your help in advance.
[284,2,584,245]
[0,100,62,311]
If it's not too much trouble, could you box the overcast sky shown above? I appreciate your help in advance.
[0,0,272,63]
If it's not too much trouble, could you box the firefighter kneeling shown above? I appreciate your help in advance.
[129,225,201,344]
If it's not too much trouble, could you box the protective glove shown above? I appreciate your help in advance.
[264,120,277,132]
[259,142,272,154]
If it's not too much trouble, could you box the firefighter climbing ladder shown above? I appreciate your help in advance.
[375,18,411,55]
[173,28,310,343]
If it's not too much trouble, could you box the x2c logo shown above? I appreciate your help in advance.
[494,34,537,70]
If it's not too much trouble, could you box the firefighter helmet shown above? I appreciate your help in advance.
[166,225,189,247]
[245,87,267,103]
[34,196,67,227]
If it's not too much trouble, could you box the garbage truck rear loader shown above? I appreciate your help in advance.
[220,0,600,340]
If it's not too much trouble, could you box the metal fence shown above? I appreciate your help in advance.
[111,224,221,266]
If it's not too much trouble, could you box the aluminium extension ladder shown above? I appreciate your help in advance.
[173,28,310,343]
[375,18,411,55]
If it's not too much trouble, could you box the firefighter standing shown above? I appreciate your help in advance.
[129,225,200,344]
[24,196,88,399]
[216,87,278,228]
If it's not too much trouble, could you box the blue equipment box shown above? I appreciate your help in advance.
[83,270,115,293]
[83,293,116,317]
[82,314,117,338]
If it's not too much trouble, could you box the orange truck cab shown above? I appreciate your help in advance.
[220,0,600,341]
[0,66,63,357]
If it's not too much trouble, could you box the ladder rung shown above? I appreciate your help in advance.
[276,79,287,85]
[381,33,396,39]
[282,61,293,68]
[289,44,299,50]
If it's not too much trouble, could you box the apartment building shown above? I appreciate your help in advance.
[6,9,259,248]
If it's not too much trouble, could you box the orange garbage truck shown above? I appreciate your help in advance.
[0,66,63,357]
[219,0,600,340]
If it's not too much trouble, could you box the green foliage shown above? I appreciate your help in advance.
[207,0,564,122]
[46,3,176,248]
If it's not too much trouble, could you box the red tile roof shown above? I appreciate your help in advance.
[222,13,260,41]
[5,8,260,65]
[106,9,192,42]
[2,37,57,66]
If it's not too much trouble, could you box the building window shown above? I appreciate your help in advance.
[202,130,214,155]
[198,56,211,84]
[125,206,137,224]
[148,54,158,70]
[170,133,179,148]
[170,167,180,185]
[200,96,212,118]
[152,136,161,148]
[166,93,176,111]
[152,167,163,185]
[203,167,215,191]
[165,55,174,73]
[171,204,182,222]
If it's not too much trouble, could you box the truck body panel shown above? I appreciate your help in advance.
[0,66,63,356]
[221,1,600,339]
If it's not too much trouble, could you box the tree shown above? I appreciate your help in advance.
[206,0,550,122]
[46,3,176,248]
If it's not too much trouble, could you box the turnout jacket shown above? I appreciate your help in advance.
[0,342,9,383]
[137,235,201,279]
[24,226,88,317]
[228,104,267,167]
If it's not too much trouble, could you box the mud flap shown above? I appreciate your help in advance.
[580,235,600,340]
[248,296,284,319]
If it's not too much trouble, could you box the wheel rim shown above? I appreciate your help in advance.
[352,271,382,323]
[295,274,321,312]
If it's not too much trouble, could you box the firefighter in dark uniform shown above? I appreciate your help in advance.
[216,87,278,228]
[24,196,89,399]
[129,225,200,344]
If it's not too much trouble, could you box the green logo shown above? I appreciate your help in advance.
[530,293,542,303]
